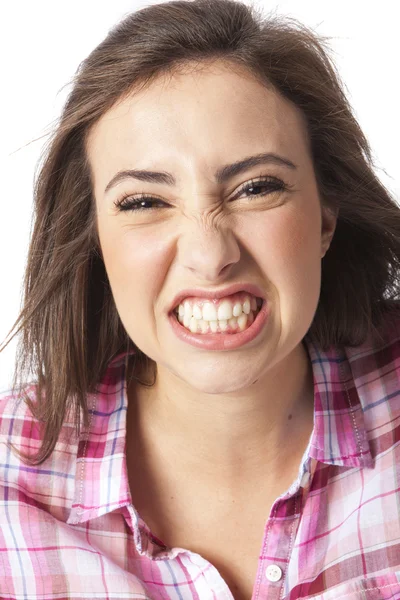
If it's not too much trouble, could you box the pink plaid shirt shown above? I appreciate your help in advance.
[1,310,400,599]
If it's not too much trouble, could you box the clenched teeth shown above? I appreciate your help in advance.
[173,293,263,334]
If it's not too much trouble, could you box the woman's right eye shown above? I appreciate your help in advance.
[114,193,167,212]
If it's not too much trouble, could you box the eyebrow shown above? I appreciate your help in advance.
[104,152,297,194]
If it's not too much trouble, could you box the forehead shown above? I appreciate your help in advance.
[86,61,310,186]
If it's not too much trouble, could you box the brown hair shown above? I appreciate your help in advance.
[1,0,399,466]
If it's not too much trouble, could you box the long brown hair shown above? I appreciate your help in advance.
[1,0,399,466]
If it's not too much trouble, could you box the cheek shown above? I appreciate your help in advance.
[244,203,321,269]
[98,224,167,315]
[276,205,323,314]
[241,203,323,320]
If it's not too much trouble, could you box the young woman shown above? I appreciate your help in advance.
[1,1,399,599]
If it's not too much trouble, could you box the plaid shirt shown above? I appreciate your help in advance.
[1,310,400,599]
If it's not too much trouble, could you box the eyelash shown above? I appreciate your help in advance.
[113,176,291,212]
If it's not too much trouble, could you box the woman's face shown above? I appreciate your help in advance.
[87,61,337,393]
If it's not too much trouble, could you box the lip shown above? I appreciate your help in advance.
[167,283,266,314]
[168,299,269,350]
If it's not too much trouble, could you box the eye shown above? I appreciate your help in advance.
[113,193,167,213]
[113,176,291,212]
[232,176,289,201]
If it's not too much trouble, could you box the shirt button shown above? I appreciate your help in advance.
[266,564,282,582]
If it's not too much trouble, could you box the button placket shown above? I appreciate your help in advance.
[253,493,301,599]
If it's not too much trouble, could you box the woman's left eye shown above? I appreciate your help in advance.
[113,176,289,212]
[234,177,288,200]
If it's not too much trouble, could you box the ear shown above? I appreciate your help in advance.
[320,204,339,258]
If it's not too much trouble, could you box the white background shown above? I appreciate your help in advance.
[1,0,399,391]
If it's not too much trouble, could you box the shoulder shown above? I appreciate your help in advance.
[0,383,79,519]
[0,382,39,444]
[0,382,78,445]
[344,305,400,453]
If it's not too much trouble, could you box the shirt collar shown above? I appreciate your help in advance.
[303,333,373,469]
[67,335,373,526]
[67,349,136,526]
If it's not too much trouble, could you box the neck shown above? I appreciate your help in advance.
[126,341,315,489]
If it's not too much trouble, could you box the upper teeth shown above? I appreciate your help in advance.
[176,295,259,322]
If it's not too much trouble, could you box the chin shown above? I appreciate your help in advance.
[176,366,260,395]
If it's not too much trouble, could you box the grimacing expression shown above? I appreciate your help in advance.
[87,61,337,394]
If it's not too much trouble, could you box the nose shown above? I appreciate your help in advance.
[178,221,241,281]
